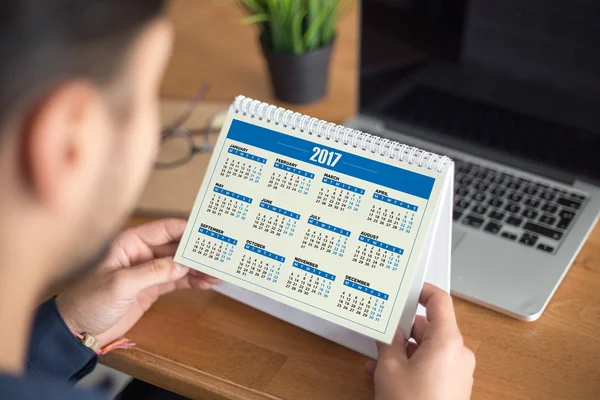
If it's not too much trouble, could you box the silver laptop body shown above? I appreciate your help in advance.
[353,0,600,320]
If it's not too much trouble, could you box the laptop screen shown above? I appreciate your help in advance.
[360,0,600,183]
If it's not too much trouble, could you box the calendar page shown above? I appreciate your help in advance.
[175,109,446,343]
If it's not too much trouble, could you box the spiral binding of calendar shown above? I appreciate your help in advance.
[233,96,450,173]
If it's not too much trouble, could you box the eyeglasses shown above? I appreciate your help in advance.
[155,84,224,168]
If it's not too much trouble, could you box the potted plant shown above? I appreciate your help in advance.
[238,0,341,104]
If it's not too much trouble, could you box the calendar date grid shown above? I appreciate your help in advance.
[208,185,252,220]
[193,226,238,263]
[252,201,300,237]
[316,176,365,212]
[352,234,404,271]
[337,278,389,323]
[236,242,285,284]
[301,217,351,257]
[367,192,419,234]
[285,259,336,298]
[267,161,315,195]
[220,147,266,183]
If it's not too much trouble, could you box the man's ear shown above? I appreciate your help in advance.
[22,81,109,206]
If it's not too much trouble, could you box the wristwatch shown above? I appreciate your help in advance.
[72,331,101,352]
[70,329,135,355]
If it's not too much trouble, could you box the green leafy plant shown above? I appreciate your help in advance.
[238,0,341,54]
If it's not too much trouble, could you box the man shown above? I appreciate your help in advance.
[0,1,475,399]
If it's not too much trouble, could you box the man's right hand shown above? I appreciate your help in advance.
[366,283,476,400]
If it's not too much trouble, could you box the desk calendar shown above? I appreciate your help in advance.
[175,96,454,346]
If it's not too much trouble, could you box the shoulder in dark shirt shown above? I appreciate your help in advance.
[0,374,106,400]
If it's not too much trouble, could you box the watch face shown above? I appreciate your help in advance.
[82,333,100,351]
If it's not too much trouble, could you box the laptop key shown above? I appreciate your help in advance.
[539,215,557,226]
[541,204,558,214]
[492,176,505,185]
[488,197,504,208]
[453,210,463,221]
[456,199,470,209]
[489,210,505,221]
[524,198,541,208]
[558,209,575,219]
[540,191,556,201]
[523,222,563,240]
[505,203,521,213]
[459,177,473,186]
[473,205,488,215]
[456,187,469,197]
[557,197,582,210]
[492,187,506,196]
[522,209,538,219]
[571,193,586,201]
[507,182,521,190]
[506,215,523,227]
[519,233,538,246]
[463,214,484,228]
[508,192,523,202]
[523,186,538,195]
[557,210,575,230]
[472,191,486,202]
[484,221,502,234]
[475,181,489,191]
[501,232,517,240]
[537,243,554,253]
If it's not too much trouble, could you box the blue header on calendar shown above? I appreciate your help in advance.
[358,235,404,255]
[322,177,365,194]
[308,217,351,237]
[344,280,389,300]
[292,261,336,281]
[373,192,418,211]
[260,201,301,220]
[274,161,315,179]
[244,243,285,262]
[214,186,253,204]
[228,148,267,164]
[199,227,238,245]
[227,120,435,200]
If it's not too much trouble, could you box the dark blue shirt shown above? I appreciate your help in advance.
[0,297,106,399]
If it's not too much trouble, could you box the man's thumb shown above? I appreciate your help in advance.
[116,257,189,296]
[376,331,409,365]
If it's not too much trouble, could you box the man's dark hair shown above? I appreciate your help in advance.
[0,0,165,135]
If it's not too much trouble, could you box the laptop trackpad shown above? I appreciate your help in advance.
[452,227,467,252]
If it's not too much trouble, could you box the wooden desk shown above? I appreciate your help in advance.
[103,2,600,399]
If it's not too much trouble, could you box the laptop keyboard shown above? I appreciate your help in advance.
[452,159,587,254]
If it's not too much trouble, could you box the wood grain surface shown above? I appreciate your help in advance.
[101,1,600,399]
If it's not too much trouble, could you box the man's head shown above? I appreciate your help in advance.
[0,0,172,279]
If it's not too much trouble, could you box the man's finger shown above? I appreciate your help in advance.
[365,360,377,376]
[151,242,179,259]
[419,283,460,341]
[376,330,408,365]
[406,340,419,358]
[188,275,216,290]
[129,218,187,248]
[411,315,427,344]
[419,283,457,325]
[116,257,189,297]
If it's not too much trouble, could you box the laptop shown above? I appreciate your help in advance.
[346,0,600,320]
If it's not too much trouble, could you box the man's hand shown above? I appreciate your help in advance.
[56,219,219,346]
[366,283,475,400]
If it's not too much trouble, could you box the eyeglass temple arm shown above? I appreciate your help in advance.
[163,83,211,133]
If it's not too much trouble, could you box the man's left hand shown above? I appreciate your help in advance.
[56,219,218,346]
